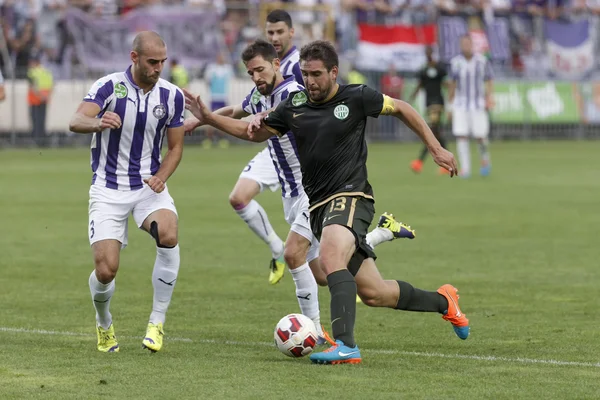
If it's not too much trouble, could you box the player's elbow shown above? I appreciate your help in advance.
[68,113,83,133]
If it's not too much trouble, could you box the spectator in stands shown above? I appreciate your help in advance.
[8,18,40,79]
[27,54,53,147]
[169,58,189,89]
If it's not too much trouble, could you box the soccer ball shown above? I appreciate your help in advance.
[274,313,319,358]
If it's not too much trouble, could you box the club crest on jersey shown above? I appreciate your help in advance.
[292,91,307,106]
[114,83,127,99]
[427,67,438,78]
[251,90,262,105]
[334,104,349,120]
[153,104,166,119]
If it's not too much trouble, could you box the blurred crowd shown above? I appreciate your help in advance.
[1,0,600,81]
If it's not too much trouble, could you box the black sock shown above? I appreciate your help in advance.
[418,145,429,161]
[327,269,357,348]
[395,281,448,313]
[438,134,448,150]
[432,124,448,150]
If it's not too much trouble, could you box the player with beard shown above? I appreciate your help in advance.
[183,40,469,365]
[184,39,415,338]
[184,9,305,285]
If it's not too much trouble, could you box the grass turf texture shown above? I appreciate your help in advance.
[1,141,599,399]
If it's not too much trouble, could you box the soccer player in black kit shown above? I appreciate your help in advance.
[184,41,470,365]
[409,46,450,175]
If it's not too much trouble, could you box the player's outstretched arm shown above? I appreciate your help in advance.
[385,97,458,176]
[69,102,122,134]
[183,89,272,142]
[184,104,249,134]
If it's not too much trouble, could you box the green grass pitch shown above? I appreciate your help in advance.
[1,141,599,399]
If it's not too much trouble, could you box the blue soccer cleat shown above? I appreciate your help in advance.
[310,338,362,365]
[480,163,491,177]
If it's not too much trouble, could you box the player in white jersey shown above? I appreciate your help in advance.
[69,31,185,353]
[448,35,494,178]
[184,39,416,333]
[185,9,304,285]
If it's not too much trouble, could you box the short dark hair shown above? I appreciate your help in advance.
[266,9,293,28]
[299,40,338,71]
[241,39,279,64]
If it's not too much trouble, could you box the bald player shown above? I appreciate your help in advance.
[69,31,185,353]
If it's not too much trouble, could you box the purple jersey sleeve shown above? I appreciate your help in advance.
[83,78,114,110]
[167,88,184,128]
[241,88,255,114]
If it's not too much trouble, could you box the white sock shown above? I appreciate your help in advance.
[290,262,322,336]
[457,138,471,176]
[366,227,393,248]
[235,200,284,258]
[478,138,490,165]
[150,245,181,325]
[89,270,115,330]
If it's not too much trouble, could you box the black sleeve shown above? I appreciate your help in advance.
[361,85,385,119]
[263,98,290,136]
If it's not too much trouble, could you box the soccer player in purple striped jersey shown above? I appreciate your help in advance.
[448,35,494,178]
[69,31,185,354]
[185,9,304,285]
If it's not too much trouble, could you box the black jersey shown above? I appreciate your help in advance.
[418,63,447,107]
[263,84,385,210]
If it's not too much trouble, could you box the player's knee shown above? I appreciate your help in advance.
[93,258,117,284]
[283,244,304,269]
[229,191,249,210]
[150,221,178,248]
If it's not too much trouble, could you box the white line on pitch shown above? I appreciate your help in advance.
[2,326,599,368]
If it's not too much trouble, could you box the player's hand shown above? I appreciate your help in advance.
[430,146,459,177]
[184,117,201,136]
[247,111,268,139]
[183,89,210,125]
[97,111,121,130]
[144,176,165,193]
[486,97,495,110]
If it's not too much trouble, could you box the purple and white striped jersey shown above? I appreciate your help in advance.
[242,76,304,198]
[83,66,184,191]
[279,46,303,86]
[449,54,493,111]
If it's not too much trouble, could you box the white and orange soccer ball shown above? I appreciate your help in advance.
[274,314,319,358]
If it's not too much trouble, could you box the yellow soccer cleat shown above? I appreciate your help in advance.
[96,324,119,353]
[142,322,164,352]
[377,212,416,239]
[269,255,286,285]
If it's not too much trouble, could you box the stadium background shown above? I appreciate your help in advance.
[0,0,598,145]
[2,2,600,398]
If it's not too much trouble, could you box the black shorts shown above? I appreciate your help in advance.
[310,195,377,276]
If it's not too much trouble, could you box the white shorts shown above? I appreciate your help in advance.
[282,192,320,263]
[239,147,280,193]
[88,184,178,248]
[452,109,490,139]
